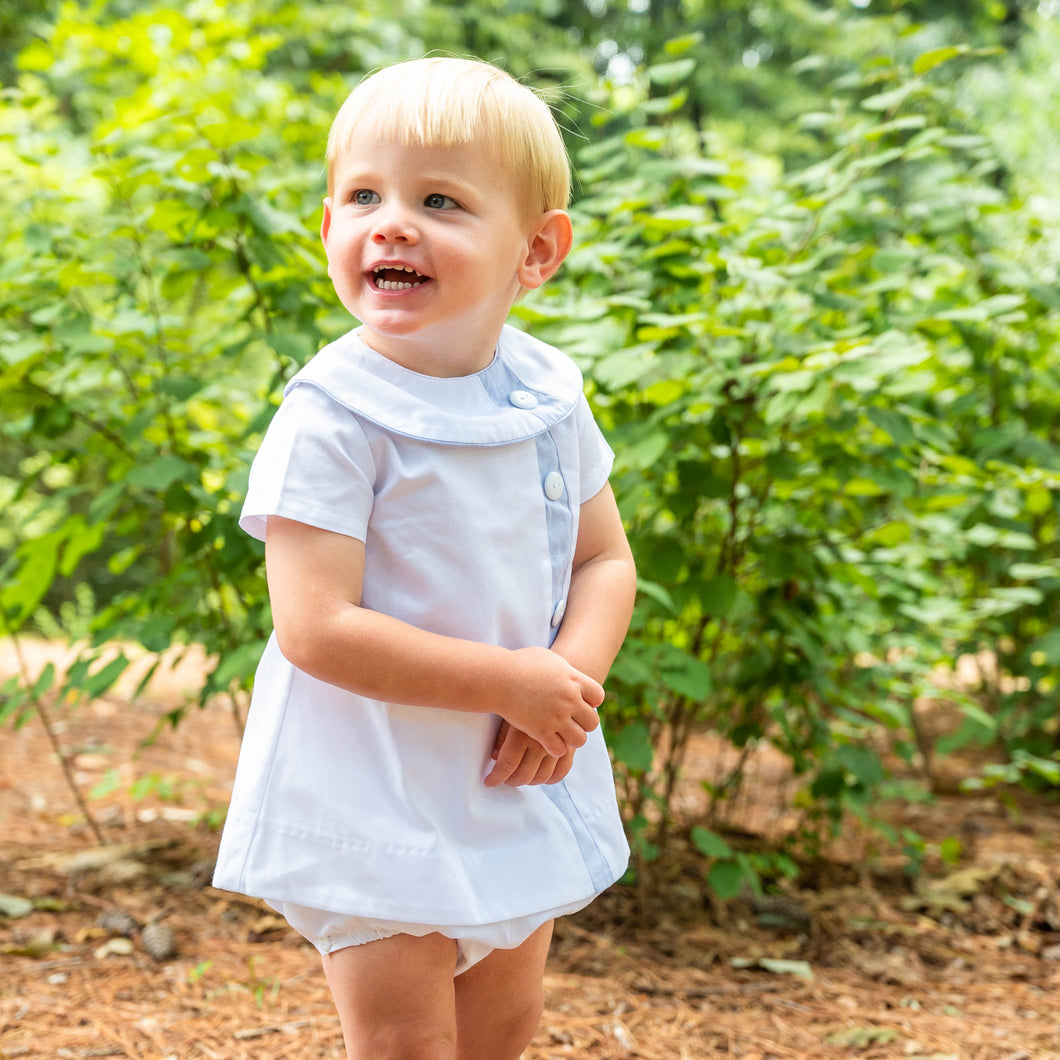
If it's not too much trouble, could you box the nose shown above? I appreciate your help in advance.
[371,203,419,245]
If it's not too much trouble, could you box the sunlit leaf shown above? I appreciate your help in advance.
[913,45,969,76]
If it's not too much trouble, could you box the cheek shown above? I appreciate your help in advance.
[324,234,359,275]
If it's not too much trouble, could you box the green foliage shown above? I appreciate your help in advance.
[2,2,327,724]
[520,33,1060,880]
[3,0,1059,898]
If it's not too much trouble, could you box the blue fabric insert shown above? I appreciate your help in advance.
[534,431,570,647]
[481,357,610,889]
[542,781,615,891]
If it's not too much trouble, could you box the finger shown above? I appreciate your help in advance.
[579,674,605,709]
[530,755,557,785]
[563,712,597,746]
[486,736,525,787]
[485,755,516,787]
[563,720,590,749]
[540,731,567,757]
[542,750,574,785]
[530,749,570,785]
[491,720,510,760]
[574,701,600,733]
[507,748,550,787]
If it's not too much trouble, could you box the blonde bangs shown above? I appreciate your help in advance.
[326,58,570,215]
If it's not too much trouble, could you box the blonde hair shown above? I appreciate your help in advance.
[325,57,570,216]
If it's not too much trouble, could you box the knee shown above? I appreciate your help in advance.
[350,1025,456,1060]
[512,988,545,1047]
[459,990,544,1060]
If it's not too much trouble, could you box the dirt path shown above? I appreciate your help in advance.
[2,638,1059,1058]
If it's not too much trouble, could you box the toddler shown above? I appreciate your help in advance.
[213,56,636,1060]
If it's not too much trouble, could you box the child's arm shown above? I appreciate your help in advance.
[264,516,602,758]
[486,482,636,787]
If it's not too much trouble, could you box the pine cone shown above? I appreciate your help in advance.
[99,910,140,939]
[188,856,217,889]
[140,921,177,961]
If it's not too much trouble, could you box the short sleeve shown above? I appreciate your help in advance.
[574,395,615,503]
[239,384,376,543]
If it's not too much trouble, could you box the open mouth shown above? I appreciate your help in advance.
[370,265,429,291]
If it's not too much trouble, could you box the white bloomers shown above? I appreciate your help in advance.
[270,893,595,976]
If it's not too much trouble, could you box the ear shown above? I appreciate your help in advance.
[517,209,573,290]
[320,197,334,255]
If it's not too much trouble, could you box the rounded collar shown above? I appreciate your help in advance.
[283,324,584,446]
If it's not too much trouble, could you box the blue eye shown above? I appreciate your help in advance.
[352,189,379,205]
[425,193,457,210]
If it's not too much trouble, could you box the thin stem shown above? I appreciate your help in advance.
[8,633,106,845]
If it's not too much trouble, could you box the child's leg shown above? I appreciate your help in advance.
[321,931,460,1060]
[453,919,554,1060]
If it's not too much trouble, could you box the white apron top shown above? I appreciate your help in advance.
[212,324,631,925]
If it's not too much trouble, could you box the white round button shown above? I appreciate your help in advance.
[550,599,567,628]
[509,389,538,410]
[543,471,564,500]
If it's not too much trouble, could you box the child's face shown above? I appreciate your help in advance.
[322,132,546,377]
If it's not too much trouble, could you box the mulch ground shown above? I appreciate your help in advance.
[2,638,1060,1059]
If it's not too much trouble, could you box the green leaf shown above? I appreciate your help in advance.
[635,578,675,612]
[1020,754,1060,785]
[209,642,265,690]
[663,32,703,56]
[80,654,130,700]
[0,679,28,726]
[89,768,123,800]
[125,455,196,492]
[624,128,667,150]
[913,45,969,76]
[660,654,713,701]
[707,860,746,899]
[861,82,917,113]
[1009,562,1060,581]
[691,468,732,499]
[595,347,653,390]
[2,536,60,627]
[1,336,47,367]
[29,663,56,701]
[866,407,915,448]
[862,521,911,548]
[240,196,305,237]
[835,745,884,788]
[700,575,737,618]
[691,826,732,859]
[647,59,696,84]
[60,519,105,577]
[62,331,113,355]
[158,377,206,402]
[639,91,688,117]
[964,525,1037,550]
[88,483,125,524]
[621,430,670,470]
[609,722,654,773]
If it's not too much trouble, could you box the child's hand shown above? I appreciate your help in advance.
[485,720,575,788]
[502,646,602,757]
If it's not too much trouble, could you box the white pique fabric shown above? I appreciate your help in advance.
[213,324,630,928]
